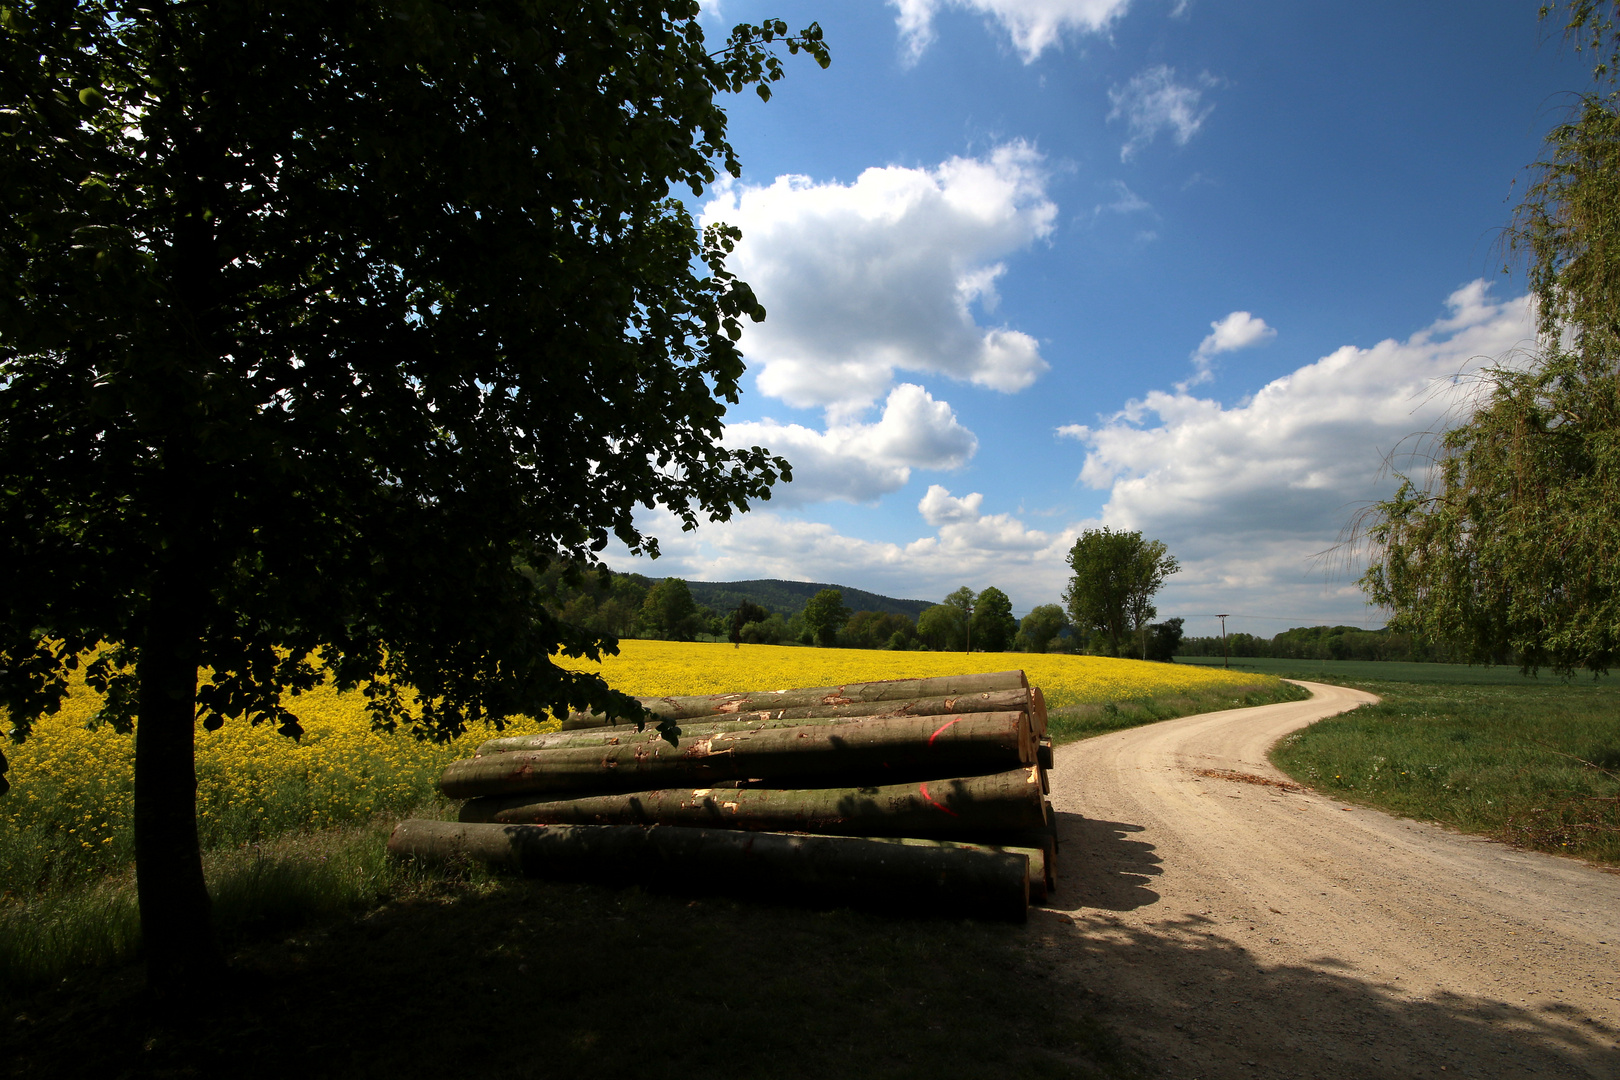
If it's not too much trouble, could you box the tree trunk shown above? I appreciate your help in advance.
[459,765,1047,835]
[560,670,1031,729]
[134,568,224,998]
[387,820,1030,921]
[440,711,1035,799]
[480,687,1035,755]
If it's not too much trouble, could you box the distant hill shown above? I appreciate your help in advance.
[674,578,933,620]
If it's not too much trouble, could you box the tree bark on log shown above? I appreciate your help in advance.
[387,820,1030,922]
[458,765,1047,835]
[441,711,1035,799]
[559,671,1031,729]
[486,688,1035,755]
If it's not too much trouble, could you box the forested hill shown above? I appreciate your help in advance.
[677,579,932,620]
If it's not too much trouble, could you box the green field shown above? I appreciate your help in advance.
[1267,676,1620,865]
[1177,654,1613,685]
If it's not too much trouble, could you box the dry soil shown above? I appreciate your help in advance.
[1041,680,1620,1080]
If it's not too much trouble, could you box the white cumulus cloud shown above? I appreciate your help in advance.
[1182,310,1276,387]
[1108,65,1216,162]
[1059,280,1537,626]
[702,143,1056,420]
[726,384,978,506]
[891,0,1133,63]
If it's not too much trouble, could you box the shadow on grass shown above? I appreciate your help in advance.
[2,877,1142,1080]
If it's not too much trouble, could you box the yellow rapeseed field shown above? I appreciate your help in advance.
[550,640,1266,710]
[2,640,1271,888]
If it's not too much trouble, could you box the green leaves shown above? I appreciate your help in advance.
[0,3,828,757]
[1063,529,1179,657]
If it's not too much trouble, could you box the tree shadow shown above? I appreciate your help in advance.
[1053,812,1162,912]
[1024,906,1620,1079]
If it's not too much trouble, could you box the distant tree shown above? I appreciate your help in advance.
[1357,2,1620,676]
[1144,618,1185,662]
[916,604,964,652]
[944,587,977,651]
[802,588,851,647]
[1063,529,1180,657]
[1015,604,1069,654]
[841,610,915,650]
[971,587,1017,652]
[728,600,771,646]
[642,579,700,641]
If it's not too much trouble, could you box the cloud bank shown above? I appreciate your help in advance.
[1061,280,1536,625]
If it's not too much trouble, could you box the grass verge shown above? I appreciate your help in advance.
[0,802,459,990]
[1046,678,1311,745]
[1270,678,1620,866]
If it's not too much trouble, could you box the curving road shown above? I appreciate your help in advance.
[1038,680,1620,1079]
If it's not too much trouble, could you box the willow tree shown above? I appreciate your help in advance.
[0,0,825,997]
[1359,2,1618,675]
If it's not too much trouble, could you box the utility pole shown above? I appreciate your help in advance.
[1216,613,1230,669]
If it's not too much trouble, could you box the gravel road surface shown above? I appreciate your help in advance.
[1038,680,1620,1079]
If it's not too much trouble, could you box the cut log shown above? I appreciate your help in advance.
[441,711,1035,800]
[1030,686,1048,736]
[1037,737,1053,771]
[871,837,1049,905]
[483,688,1035,755]
[458,765,1047,836]
[386,820,1029,922]
[560,671,1031,729]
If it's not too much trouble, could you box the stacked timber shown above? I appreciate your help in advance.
[388,670,1059,922]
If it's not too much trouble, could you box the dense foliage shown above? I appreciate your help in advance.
[1359,1,1619,675]
[1178,624,1465,663]
[1063,529,1180,658]
[0,0,826,991]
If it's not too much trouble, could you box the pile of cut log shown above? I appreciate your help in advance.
[387,670,1057,922]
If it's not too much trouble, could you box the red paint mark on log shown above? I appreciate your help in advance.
[919,781,960,817]
[928,718,963,746]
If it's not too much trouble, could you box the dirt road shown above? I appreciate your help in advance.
[1039,680,1620,1079]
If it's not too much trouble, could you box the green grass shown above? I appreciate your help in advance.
[1177,654,1614,685]
[1046,678,1311,745]
[1271,679,1620,864]
[0,802,468,990]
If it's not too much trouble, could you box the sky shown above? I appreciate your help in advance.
[607,0,1596,641]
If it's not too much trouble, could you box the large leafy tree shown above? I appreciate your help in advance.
[1063,528,1179,657]
[0,0,826,996]
[1359,1,1617,675]
[802,588,850,648]
[1015,604,1068,654]
[970,586,1017,653]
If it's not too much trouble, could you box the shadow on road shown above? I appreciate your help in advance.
[1055,811,1162,912]
[1027,904,1620,1079]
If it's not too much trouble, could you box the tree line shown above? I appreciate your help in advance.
[1176,625,1473,664]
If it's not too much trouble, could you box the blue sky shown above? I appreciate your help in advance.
[609,0,1594,640]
